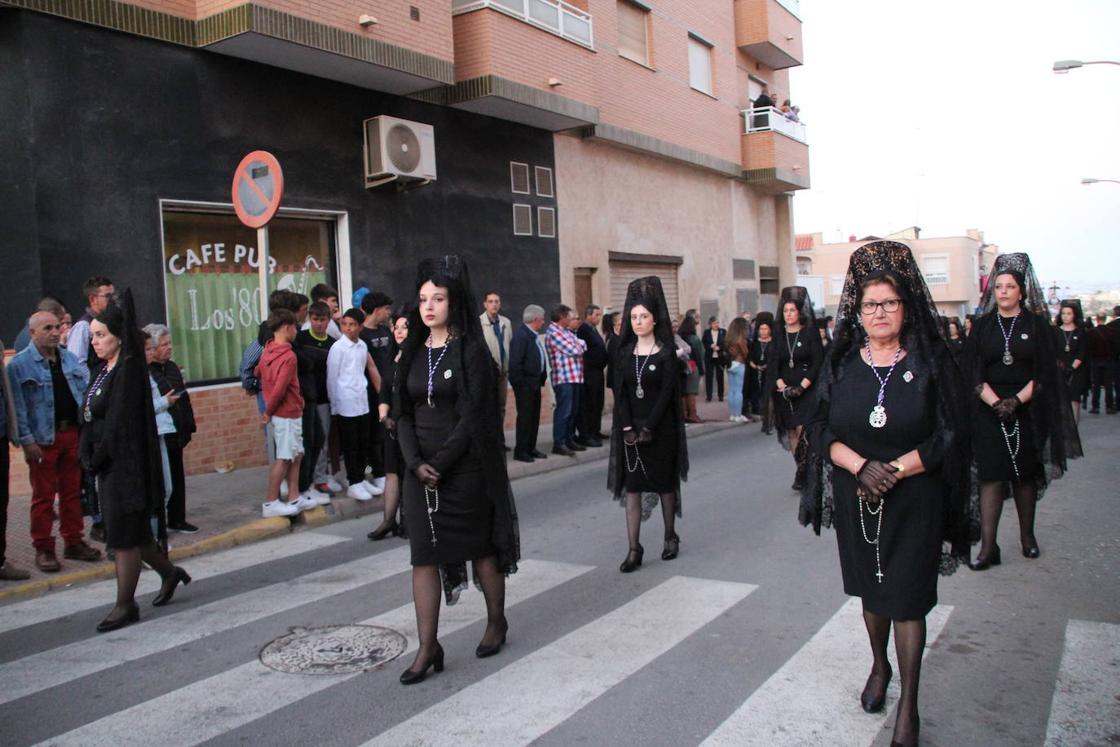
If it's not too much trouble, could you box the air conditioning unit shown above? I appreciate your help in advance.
[363,115,437,188]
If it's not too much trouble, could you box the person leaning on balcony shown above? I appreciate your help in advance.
[9,310,102,573]
[752,86,775,129]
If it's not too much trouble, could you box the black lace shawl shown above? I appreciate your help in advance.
[962,254,1082,506]
[799,242,972,574]
[607,276,688,517]
[762,286,823,448]
[392,256,520,602]
[80,290,167,544]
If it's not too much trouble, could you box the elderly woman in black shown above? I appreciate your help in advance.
[608,276,688,572]
[800,242,970,747]
[764,287,824,491]
[82,293,190,632]
[394,257,520,685]
[1054,299,1088,425]
[964,253,1081,569]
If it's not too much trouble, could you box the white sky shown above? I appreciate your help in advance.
[789,0,1120,296]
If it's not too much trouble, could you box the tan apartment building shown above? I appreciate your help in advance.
[2,0,808,486]
[794,228,1001,318]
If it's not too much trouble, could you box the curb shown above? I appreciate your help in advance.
[0,420,742,603]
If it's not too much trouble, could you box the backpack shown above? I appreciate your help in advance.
[239,339,263,393]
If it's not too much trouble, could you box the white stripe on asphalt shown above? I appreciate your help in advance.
[1044,619,1120,746]
[34,559,593,747]
[0,532,348,634]
[0,545,412,706]
[364,575,756,747]
[700,598,952,746]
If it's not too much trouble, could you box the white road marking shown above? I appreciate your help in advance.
[0,532,348,634]
[701,598,952,746]
[1044,619,1120,746]
[34,559,592,747]
[364,575,756,747]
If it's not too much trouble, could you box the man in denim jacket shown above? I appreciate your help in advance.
[9,310,101,572]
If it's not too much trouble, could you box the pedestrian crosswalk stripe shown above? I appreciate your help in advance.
[33,559,593,747]
[700,598,952,746]
[0,545,412,707]
[1044,619,1120,746]
[0,532,349,634]
[363,575,757,747]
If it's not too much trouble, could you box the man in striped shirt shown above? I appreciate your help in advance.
[545,304,587,457]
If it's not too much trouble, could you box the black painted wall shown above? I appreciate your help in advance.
[0,10,561,343]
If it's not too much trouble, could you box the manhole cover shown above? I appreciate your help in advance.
[259,625,408,675]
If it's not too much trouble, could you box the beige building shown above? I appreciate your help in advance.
[794,228,1000,318]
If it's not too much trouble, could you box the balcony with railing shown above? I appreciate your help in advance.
[734,0,802,69]
[452,0,593,48]
[741,106,809,193]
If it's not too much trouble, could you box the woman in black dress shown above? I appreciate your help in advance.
[965,253,1081,569]
[608,276,688,572]
[763,287,824,491]
[368,308,411,541]
[394,257,520,685]
[946,317,964,358]
[801,242,971,747]
[602,311,620,390]
[746,318,773,427]
[1054,299,1088,425]
[81,292,190,633]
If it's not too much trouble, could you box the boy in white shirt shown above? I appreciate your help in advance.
[326,308,382,500]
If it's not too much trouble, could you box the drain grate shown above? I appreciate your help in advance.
[259,625,408,675]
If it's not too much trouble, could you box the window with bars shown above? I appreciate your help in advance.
[510,162,530,194]
[617,1,649,66]
[513,204,533,236]
[537,207,556,238]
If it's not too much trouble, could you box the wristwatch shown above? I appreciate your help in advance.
[890,460,905,474]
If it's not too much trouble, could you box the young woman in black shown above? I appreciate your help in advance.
[608,276,688,572]
[964,253,1081,569]
[1054,299,1088,425]
[394,257,520,684]
[800,241,971,747]
[368,308,411,541]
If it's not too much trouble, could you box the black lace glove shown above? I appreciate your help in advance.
[623,429,638,446]
[784,385,804,399]
[992,397,1019,423]
[857,460,898,502]
[637,427,653,444]
[415,463,441,487]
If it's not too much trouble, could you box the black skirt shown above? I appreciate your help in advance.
[98,472,155,549]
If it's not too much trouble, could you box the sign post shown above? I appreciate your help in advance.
[231,151,285,322]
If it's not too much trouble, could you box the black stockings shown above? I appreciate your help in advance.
[109,541,175,619]
[474,556,507,648]
[862,606,924,746]
[978,480,1038,557]
[624,491,678,548]
[407,558,507,672]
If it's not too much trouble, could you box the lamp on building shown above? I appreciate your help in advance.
[1053,59,1119,73]
[1081,177,1120,185]
[358,14,378,27]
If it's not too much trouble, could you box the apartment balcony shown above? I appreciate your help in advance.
[432,0,599,130]
[741,107,810,193]
[734,0,803,69]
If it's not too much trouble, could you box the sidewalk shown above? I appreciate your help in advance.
[0,397,748,601]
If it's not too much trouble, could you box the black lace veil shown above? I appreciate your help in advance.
[800,241,972,573]
[607,276,688,518]
[393,256,520,602]
[978,252,1048,316]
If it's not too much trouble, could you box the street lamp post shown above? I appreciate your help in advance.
[1053,59,1120,73]
[1081,178,1120,186]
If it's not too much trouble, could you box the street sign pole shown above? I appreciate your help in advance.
[231,150,285,324]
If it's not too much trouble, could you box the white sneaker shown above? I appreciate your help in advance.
[291,495,318,512]
[347,483,374,501]
[370,476,387,493]
[362,479,385,496]
[730,416,737,422]
[326,477,344,493]
[262,500,299,518]
[307,488,331,505]
[279,482,289,498]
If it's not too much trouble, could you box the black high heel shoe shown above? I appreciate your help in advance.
[400,643,444,685]
[619,544,644,573]
[1021,537,1040,558]
[152,567,192,607]
[969,544,1001,571]
[859,664,892,713]
[475,619,509,658]
[890,712,920,747]
[96,602,140,633]
[661,532,680,561]
[367,520,399,541]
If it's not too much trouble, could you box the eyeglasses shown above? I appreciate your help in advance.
[859,298,903,315]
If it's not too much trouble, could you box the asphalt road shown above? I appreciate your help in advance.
[0,414,1116,746]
